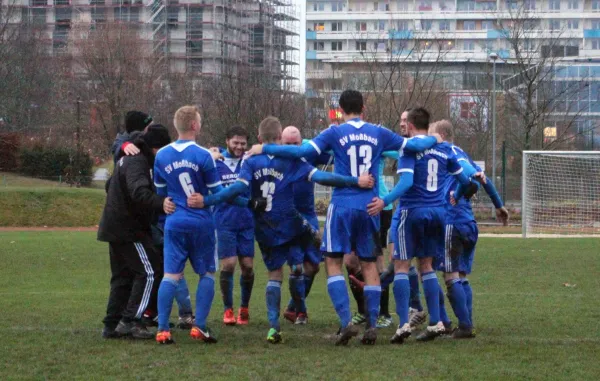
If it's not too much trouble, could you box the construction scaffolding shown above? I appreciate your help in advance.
[10,0,299,88]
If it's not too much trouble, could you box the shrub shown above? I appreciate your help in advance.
[0,133,20,172]
[18,146,93,186]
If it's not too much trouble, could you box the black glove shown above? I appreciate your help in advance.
[248,197,268,212]
[462,182,479,200]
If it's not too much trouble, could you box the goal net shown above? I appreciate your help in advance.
[522,151,600,237]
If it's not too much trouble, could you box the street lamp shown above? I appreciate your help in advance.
[489,52,498,218]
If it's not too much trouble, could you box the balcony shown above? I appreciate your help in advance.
[306,70,343,79]
[306,50,317,60]
[306,30,317,40]
[584,29,600,38]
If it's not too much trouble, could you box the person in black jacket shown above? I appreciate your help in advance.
[99,125,174,339]
[111,111,153,165]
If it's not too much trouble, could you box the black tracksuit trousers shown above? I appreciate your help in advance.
[102,234,163,328]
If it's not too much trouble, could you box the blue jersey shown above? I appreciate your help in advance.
[238,154,316,247]
[214,154,254,231]
[309,118,406,210]
[448,145,480,225]
[293,147,332,227]
[398,139,462,210]
[154,140,221,230]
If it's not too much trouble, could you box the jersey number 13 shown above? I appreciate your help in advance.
[347,145,372,177]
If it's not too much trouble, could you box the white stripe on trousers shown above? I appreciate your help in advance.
[444,225,453,273]
[133,242,154,319]
[396,210,408,260]
[326,204,333,252]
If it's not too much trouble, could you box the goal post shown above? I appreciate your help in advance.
[522,151,600,238]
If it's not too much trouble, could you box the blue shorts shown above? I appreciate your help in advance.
[164,228,216,275]
[217,228,254,259]
[321,204,379,261]
[388,208,402,246]
[258,239,306,272]
[303,244,323,265]
[393,207,447,261]
[438,221,478,274]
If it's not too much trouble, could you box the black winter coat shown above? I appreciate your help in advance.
[98,146,165,243]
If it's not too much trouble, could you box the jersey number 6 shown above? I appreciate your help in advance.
[179,172,196,197]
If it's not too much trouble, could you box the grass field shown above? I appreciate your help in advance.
[1,232,599,380]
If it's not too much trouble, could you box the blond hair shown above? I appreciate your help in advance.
[173,105,200,133]
[259,116,282,143]
[434,119,454,141]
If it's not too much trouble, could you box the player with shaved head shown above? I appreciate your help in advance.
[281,126,332,325]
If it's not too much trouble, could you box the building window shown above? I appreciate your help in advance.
[593,0,600,10]
[393,40,409,51]
[460,102,477,119]
[55,8,71,24]
[461,1,475,11]
[523,20,540,30]
[377,21,386,31]
[483,40,494,51]
[397,0,409,11]
[505,0,518,10]
[549,20,561,30]
[439,21,450,31]
[524,39,536,51]
[463,21,476,30]
[463,40,475,51]
[419,0,433,11]
[549,0,560,10]
[421,20,432,31]
[55,0,70,5]
[332,2,344,12]
[567,0,578,9]
[593,20,600,29]
[592,40,600,50]
[331,41,342,51]
[313,22,325,31]
[356,41,367,51]
[356,22,367,31]
[374,41,386,50]
[567,20,579,29]
[524,0,536,10]
[314,42,324,51]
[374,2,389,11]
[421,40,433,49]
[440,40,454,50]
[331,22,342,31]
[312,3,325,11]
[397,21,409,30]
[439,1,449,11]
[481,21,494,30]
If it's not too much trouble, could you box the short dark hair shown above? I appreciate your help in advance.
[407,107,430,131]
[125,111,153,133]
[226,125,248,140]
[339,90,364,115]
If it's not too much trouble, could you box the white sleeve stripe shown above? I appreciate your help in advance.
[154,182,166,188]
[308,168,318,181]
[207,181,222,188]
[397,168,414,174]
[400,138,408,151]
[308,140,322,155]
[238,178,249,186]
[450,167,464,175]
[457,158,467,162]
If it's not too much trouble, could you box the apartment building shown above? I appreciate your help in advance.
[3,0,300,85]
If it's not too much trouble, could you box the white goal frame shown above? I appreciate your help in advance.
[522,151,600,238]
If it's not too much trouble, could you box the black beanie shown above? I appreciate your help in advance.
[143,124,171,149]
[125,111,153,133]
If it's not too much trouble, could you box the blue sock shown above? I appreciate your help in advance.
[327,275,351,328]
[195,274,215,330]
[393,273,410,326]
[240,272,254,308]
[289,274,306,314]
[421,271,441,325]
[266,280,282,330]
[447,279,472,328]
[175,276,192,316]
[157,277,178,331]
[439,287,451,325]
[219,270,234,310]
[462,279,473,324]
[364,285,381,329]
[409,266,423,311]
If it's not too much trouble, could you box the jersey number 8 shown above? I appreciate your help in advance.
[427,159,438,192]
[260,181,276,212]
